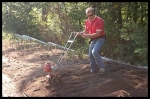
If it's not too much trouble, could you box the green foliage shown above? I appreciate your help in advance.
[76,50,84,59]
[119,22,148,66]
[2,2,148,67]
[66,2,88,31]
[2,2,44,41]
[2,30,14,40]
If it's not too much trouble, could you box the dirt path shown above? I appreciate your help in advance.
[2,43,148,97]
[2,73,27,97]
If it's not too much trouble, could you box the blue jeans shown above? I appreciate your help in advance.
[89,37,105,71]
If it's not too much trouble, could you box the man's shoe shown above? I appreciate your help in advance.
[98,68,105,74]
[90,69,99,73]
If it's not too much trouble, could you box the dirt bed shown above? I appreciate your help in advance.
[2,42,148,97]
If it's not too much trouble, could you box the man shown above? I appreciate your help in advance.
[76,7,106,74]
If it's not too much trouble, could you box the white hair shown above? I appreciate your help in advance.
[85,7,95,14]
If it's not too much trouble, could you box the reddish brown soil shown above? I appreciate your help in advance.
[2,42,148,97]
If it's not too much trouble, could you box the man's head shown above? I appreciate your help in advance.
[85,7,95,20]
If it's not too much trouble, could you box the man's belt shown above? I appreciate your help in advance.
[89,35,106,43]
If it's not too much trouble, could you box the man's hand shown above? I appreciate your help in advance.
[74,32,82,36]
[81,33,88,38]
[74,32,88,38]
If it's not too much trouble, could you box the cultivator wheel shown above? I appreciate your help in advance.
[52,77,58,83]
[48,78,53,83]
[48,76,58,83]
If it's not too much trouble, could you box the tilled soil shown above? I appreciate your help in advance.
[2,43,148,97]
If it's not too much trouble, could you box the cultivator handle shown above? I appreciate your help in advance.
[53,32,78,71]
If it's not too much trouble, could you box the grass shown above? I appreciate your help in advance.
[2,30,14,40]
[2,30,85,61]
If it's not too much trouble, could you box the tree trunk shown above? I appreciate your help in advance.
[117,2,122,29]
[140,2,144,25]
[127,2,130,22]
[133,2,138,23]
[42,6,48,22]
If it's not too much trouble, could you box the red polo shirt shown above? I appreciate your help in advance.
[85,16,105,38]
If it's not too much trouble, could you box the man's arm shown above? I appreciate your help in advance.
[76,30,88,36]
[81,30,102,39]
[81,30,89,34]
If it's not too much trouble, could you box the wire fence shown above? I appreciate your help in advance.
[3,33,148,70]
[4,33,75,53]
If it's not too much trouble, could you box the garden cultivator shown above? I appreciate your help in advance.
[43,32,79,83]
